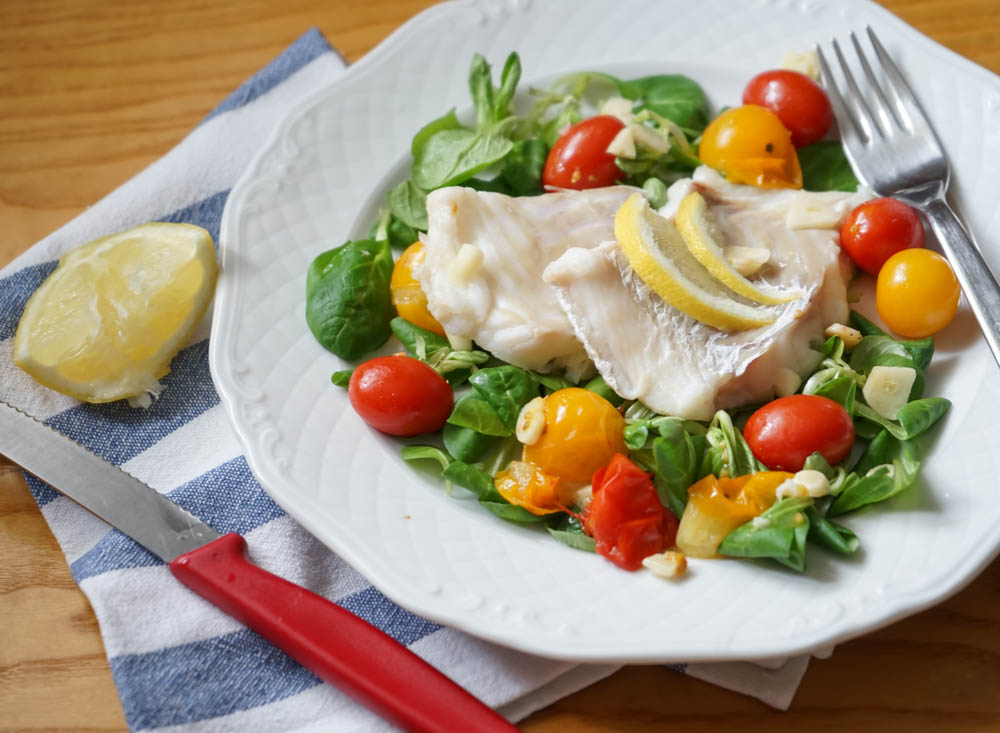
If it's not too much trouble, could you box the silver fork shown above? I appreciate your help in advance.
[816,27,1000,365]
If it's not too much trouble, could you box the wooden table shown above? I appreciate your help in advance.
[2,1,999,730]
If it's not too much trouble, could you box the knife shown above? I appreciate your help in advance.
[0,400,518,733]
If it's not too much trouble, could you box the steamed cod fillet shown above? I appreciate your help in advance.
[544,167,869,421]
[416,185,637,380]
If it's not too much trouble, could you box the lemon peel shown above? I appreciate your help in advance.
[675,191,797,305]
[13,223,217,404]
[614,194,775,332]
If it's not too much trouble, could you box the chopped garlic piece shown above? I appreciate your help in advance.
[786,197,843,230]
[776,479,808,499]
[776,469,832,500]
[600,96,634,124]
[447,243,484,285]
[773,367,802,398]
[628,123,671,155]
[515,396,546,446]
[824,323,863,349]
[781,50,821,81]
[752,516,772,529]
[725,245,771,276]
[606,126,636,159]
[574,484,593,510]
[642,550,687,579]
[863,365,916,420]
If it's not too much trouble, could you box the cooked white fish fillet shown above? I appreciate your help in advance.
[416,185,637,380]
[544,167,869,420]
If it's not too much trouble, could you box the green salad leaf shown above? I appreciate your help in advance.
[446,394,511,437]
[599,73,710,133]
[705,410,766,478]
[651,420,698,518]
[305,239,393,360]
[442,422,496,463]
[413,127,515,190]
[583,374,624,406]
[371,208,419,251]
[330,369,353,389]
[390,317,488,383]
[411,108,463,157]
[798,141,859,192]
[830,430,921,515]
[545,514,596,553]
[500,139,548,196]
[387,179,428,230]
[469,366,540,432]
[718,497,813,571]
[805,506,860,555]
[400,445,453,471]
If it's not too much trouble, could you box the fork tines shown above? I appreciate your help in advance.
[816,26,933,145]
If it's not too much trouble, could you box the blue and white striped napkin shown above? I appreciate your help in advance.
[0,29,819,731]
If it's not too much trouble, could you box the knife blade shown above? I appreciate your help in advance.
[0,400,518,733]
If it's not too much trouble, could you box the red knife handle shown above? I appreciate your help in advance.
[170,533,519,733]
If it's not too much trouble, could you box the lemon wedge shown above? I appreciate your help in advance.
[675,191,796,305]
[614,193,776,332]
[13,223,217,404]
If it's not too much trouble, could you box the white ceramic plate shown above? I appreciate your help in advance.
[211,0,1000,663]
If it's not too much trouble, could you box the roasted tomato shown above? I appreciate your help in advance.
[698,105,802,189]
[876,248,960,338]
[840,198,925,276]
[348,355,452,436]
[675,471,793,558]
[584,453,677,570]
[493,460,563,516]
[742,70,833,147]
[542,115,625,190]
[743,395,855,471]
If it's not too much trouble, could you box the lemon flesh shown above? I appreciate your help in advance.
[675,191,796,305]
[13,223,217,403]
[614,194,776,332]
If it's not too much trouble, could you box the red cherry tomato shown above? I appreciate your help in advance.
[348,355,453,436]
[840,198,925,276]
[583,454,677,571]
[743,395,855,472]
[742,70,833,147]
[542,115,625,190]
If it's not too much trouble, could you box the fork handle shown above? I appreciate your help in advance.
[923,198,1000,366]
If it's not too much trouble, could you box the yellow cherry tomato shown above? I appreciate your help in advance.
[698,105,803,189]
[493,460,563,516]
[390,242,445,336]
[522,388,627,487]
[876,248,960,338]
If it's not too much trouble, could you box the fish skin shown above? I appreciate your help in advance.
[544,167,870,420]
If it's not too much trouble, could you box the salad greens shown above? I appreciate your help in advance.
[798,141,859,192]
[307,51,952,579]
[305,239,393,360]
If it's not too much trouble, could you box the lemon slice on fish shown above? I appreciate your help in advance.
[614,193,775,332]
[675,191,796,305]
[13,223,217,404]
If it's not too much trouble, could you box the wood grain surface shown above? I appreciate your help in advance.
[2,1,999,730]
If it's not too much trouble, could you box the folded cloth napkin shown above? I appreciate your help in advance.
[0,29,820,731]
